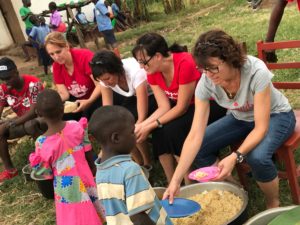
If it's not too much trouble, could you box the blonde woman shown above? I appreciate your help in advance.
[45,32,101,120]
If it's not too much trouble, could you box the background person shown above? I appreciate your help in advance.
[48,2,66,33]
[19,0,34,62]
[89,49,157,172]
[132,33,226,184]
[75,7,89,25]
[163,29,296,209]
[0,57,45,183]
[92,0,120,57]
[45,32,101,121]
[264,0,300,62]
[28,15,52,75]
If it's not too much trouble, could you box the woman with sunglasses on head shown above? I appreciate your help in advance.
[132,32,226,183]
[89,49,156,172]
[163,29,296,209]
[45,32,101,121]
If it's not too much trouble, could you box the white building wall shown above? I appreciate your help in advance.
[12,0,95,39]
[0,10,13,50]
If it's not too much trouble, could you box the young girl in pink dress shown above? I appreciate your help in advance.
[29,89,106,225]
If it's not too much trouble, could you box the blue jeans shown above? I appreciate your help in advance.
[194,110,296,182]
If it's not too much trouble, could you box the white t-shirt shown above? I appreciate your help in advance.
[100,57,148,97]
[195,55,291,122]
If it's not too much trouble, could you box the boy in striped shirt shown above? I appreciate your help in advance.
[89,106,173,225]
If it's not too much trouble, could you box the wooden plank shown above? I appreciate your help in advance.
[258,40,300,51]
[66,6,86,48]
[273,82,300,89]
[267,62,300,70]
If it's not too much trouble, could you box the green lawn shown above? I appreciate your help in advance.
[1,0,299,224]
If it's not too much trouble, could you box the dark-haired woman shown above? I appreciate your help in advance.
[164,30,296,208]
[89,50,156,170]
[132,32,226,183]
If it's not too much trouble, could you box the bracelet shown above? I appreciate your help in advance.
[156,119,163,128]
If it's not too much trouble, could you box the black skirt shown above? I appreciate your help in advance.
[152,100,227,157]
[113,93,157,121]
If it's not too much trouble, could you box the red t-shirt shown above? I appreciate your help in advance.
[287,0,300,10]
[147,52,201,103]
[0,75,44,117]
[52,48,95,100]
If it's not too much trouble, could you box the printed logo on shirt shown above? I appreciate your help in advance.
[230,101,254,112]
[164,90,178,100]
[29,82,42,103]
[22,97,30,108]
[68,81,89,98]
[7,96,16,106]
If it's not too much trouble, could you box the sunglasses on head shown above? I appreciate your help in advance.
[89,60,104,66]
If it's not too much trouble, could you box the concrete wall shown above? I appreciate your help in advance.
[0,9,13,50]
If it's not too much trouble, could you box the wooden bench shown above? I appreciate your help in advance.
[232,40,300,204]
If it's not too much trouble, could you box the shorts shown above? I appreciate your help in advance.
[101,29,117,46]
[25,28,32,36]
[39,47,52,66]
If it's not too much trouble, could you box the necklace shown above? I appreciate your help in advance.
[224,88,236,99]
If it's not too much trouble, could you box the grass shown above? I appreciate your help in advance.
[1,0,299,224]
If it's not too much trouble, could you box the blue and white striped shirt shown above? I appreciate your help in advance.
[95,155,173,225]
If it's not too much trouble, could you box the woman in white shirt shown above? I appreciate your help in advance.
[89,50,156,170]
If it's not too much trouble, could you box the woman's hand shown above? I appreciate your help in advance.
[162,180,181,204]
[135,124,151,143]
[73,99,91,113]
[134,123,142,134]
[215,153,237,180]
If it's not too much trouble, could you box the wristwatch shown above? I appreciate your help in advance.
[156,119,163,128]
[234,151,244,163]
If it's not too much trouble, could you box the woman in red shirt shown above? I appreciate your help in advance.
[45,32,101,121]
[132,33,226,183]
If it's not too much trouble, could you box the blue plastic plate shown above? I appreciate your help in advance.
[160,198,201,218]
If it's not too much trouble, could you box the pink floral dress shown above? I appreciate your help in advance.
[29,118,106,225]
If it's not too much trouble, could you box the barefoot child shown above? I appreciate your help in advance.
[89,105,173,225]
[29,89,106,225]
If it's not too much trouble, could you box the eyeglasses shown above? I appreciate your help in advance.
[137,55,154,66]
[202,61,224,74]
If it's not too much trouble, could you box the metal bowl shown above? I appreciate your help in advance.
[22,164,33,182]
[244,205,297,225]
[30,171,54,199]
[154,182,248,225]
[153,187,166,200]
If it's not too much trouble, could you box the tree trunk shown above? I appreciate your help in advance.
[172,0,184,12]
[189,0,198,5]
[133,0,149,21]
[162,0,172,14]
